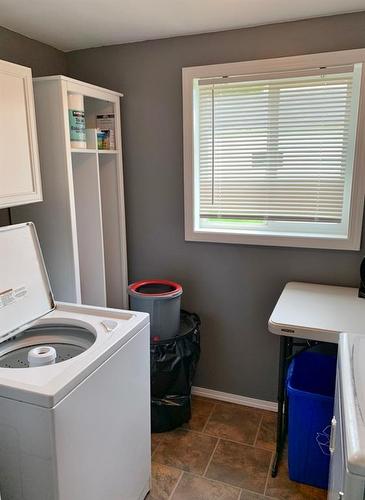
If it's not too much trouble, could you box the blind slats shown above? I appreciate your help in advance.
[198,70,355,223]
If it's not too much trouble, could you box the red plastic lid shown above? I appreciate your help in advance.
[128,279,182,298]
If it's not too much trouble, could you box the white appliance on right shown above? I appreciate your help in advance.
[328,332,365,499]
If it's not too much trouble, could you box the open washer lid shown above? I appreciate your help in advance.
[0,223,54,342]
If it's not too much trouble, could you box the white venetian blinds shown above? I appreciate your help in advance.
[197,67,358,225]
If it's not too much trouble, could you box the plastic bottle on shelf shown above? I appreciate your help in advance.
[68,93,86,148]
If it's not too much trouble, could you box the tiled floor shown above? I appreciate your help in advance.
[148,396,327,500]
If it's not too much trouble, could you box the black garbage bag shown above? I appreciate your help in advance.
[151,310,200,432]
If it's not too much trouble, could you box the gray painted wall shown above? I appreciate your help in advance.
[0,26,66,76]
[67,12,365,401]
[0,26,67,226]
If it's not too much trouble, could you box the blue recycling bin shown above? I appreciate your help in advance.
[287,351,336,489]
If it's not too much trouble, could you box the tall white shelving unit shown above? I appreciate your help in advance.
[12,76,128,309]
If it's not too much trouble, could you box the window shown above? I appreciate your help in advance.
[183,50,365,250]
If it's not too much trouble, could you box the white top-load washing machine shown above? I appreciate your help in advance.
[0,223,151,500]
[328,332,365,500]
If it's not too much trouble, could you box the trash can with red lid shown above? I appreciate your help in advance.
[128,280,183,340]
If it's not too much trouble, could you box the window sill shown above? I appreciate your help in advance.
[185,228,360,251]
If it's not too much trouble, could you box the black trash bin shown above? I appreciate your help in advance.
[150,310,200,432]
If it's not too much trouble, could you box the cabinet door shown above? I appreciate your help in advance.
[0,59,42,208]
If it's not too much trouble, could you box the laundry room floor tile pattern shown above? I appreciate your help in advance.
[203,403,265,445]
[172,473,241,500]
[182,396,215,432]
[205,439,272,492]
[148,396,327,500]
[152,428,218,474]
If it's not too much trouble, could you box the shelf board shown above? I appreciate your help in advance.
[71,148,97,154]
[71,148,120,155]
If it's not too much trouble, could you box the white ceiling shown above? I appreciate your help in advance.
[1,0,365,52]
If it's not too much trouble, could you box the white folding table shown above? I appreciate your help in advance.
[268,281,365,477]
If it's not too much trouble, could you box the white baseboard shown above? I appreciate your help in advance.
[192,386,278,412]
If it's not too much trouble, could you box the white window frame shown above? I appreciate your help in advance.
[182,49,365,250]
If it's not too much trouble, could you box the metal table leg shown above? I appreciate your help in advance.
[283,338,293,436]
[271,336,289,477]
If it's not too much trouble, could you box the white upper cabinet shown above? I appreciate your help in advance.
[0,59,42,208]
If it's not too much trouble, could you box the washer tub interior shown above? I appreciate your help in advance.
[0,324,96,368]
